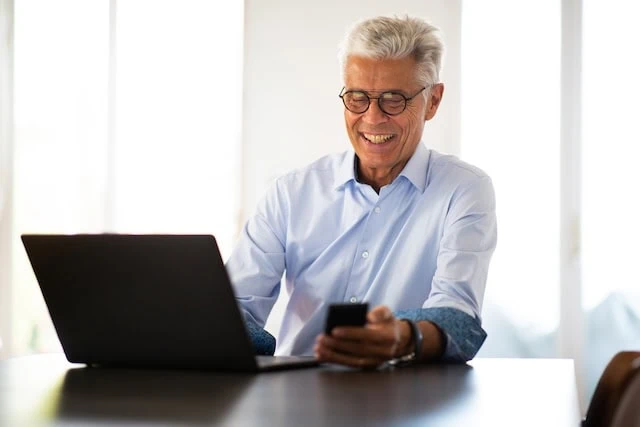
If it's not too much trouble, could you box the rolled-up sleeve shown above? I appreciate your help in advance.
[225,179,288,354]
[395,307,487,362]
[412,175,497,361]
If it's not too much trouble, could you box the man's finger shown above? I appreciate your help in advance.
[331,326,396,345]
[314,341,387,368]
[367,305,393,324]
[318,334,397,359]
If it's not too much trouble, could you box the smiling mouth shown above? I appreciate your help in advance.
[361,132,395,144]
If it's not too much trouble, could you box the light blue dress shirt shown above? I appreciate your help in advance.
[226,142,497,361]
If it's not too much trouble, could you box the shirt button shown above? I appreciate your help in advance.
[349,296,358,303]
[361,250,369,259]
[374,206,381,214]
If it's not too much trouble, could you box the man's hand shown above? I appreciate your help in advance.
[314,305,412,368]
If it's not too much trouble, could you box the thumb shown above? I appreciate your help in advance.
[367,305,393,324]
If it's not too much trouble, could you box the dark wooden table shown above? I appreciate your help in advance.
[0,354,581,426]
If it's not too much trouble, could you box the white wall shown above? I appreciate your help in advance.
[242,0,462,336]
[241,0,462,224]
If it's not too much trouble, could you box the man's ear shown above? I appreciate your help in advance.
[425,83,444,121]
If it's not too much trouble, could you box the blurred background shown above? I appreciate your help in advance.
[1,0,639,413]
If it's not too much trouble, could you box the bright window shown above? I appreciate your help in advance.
[461,0,561,338]
[11,0,243,355]
[582,1,640,310]
[581,0,640,395]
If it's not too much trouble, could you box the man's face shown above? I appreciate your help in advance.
[343,56,443,181]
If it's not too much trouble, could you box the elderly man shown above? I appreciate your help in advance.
[226,15,497,368]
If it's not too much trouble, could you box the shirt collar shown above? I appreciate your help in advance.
[333,143,430,192]
[333,150,358,190]
[398,142,430,193]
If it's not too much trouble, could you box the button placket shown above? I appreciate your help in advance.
[344,199,380,308]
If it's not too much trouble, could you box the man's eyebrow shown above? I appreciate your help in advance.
[344,87,410,95]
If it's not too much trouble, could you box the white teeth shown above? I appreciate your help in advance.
[363,133,394,144]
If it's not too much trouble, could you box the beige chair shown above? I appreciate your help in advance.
[583,351,640,427]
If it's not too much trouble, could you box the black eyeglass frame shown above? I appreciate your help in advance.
[338,86,429,115]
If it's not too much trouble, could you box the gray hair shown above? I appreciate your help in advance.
[339,15,445,87]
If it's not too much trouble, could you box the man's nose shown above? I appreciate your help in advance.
[362,99,389,125]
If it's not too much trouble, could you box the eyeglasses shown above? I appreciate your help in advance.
[338,86,428,115]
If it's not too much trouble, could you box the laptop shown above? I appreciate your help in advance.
[21,234,318,372]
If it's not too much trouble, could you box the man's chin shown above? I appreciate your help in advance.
[356,155,396,173]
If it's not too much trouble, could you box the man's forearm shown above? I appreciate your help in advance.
[397,319,445,361]
[395,307,487,362]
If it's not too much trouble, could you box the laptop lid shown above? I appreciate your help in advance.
[20,234,316,371]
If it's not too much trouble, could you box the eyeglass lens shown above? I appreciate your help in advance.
[343,91,407,115]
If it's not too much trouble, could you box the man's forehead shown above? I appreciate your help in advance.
[344,56,419,88]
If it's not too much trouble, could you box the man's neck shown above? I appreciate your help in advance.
[356,159,408,194]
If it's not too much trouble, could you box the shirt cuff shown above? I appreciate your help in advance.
[394,307,487,362]
[242,311,276,355]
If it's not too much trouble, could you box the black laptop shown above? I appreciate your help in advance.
[21,234,318,372]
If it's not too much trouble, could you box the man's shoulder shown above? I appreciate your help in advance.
[428,149,491,187]
[276,151,352,189]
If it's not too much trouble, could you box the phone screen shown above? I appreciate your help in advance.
[324,303,368,335]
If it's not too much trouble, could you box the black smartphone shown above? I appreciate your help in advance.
[324,303,369,335]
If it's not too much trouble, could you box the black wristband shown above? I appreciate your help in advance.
[405,319,423,361]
